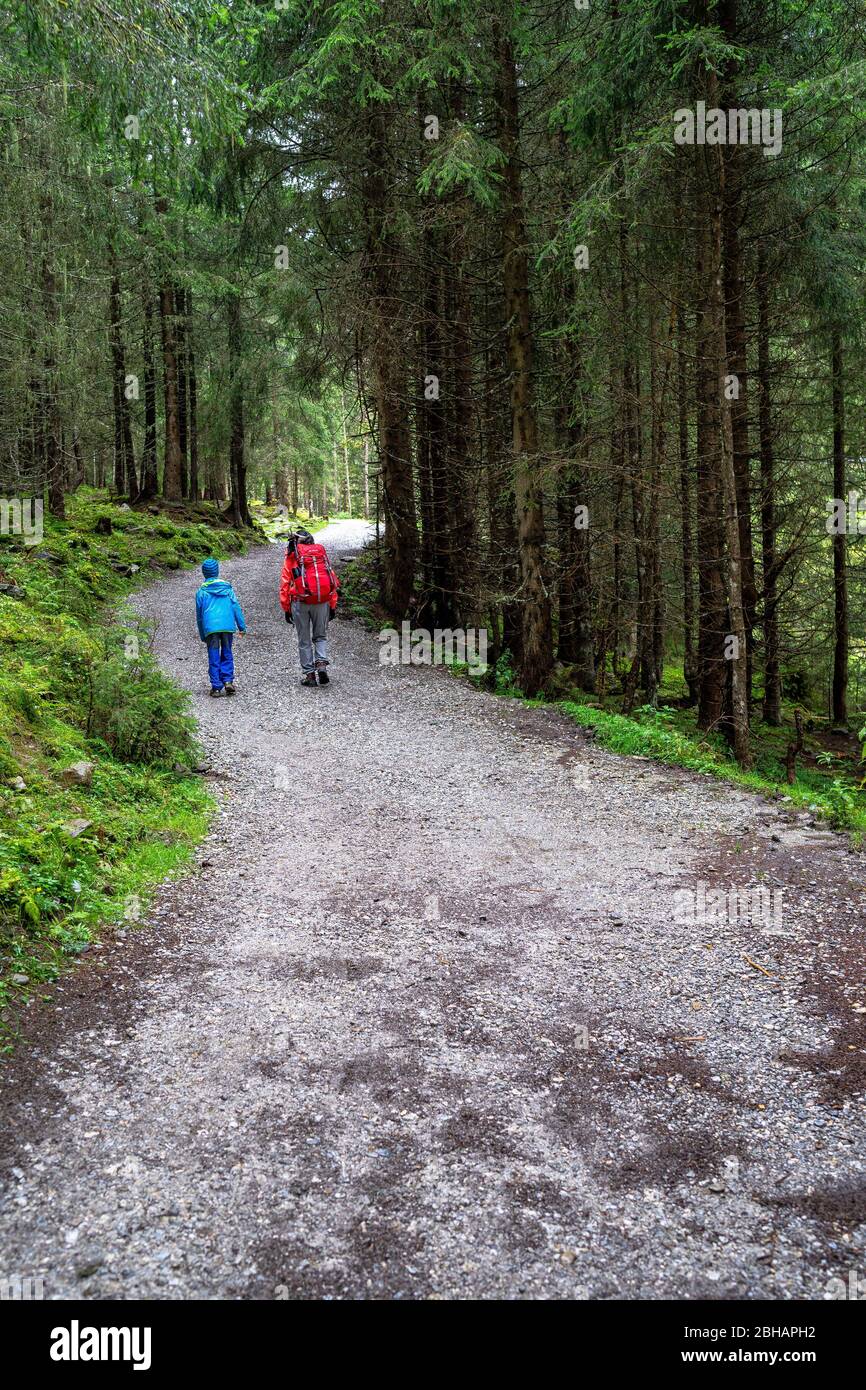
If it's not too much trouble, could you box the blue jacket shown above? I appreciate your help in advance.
[196,578,246,640]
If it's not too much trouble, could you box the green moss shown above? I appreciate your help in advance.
[0,490,252,1047]
[250,500,328,543]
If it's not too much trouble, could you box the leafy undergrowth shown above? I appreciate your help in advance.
[338,540,389,630]
[0,489,254,1048]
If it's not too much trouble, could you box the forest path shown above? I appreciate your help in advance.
[1,526,863,1300]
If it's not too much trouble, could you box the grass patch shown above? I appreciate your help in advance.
[560,701,866,836]
[0,489,253,1047]
[455,652,866,837]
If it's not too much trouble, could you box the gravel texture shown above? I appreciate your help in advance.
[1,519,864,1300]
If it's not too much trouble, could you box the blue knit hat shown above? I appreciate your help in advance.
[201,557,219,578]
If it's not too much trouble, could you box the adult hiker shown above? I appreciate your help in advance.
[279,528,340,686]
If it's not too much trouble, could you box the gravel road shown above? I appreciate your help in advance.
[1,518,864,1300]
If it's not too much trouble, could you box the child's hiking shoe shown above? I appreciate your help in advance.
[316,668,330,685]
[300,672,318,688]
[209,688,222,698]
[223,682,236,696]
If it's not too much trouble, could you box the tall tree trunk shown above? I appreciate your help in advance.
[831,326,848,727]
[109,247,136,496]
[415,319,434,616]
[155,196,182,501]
[71,432,85,491]
[722,146,757,708]
[720,0,757,711]
[485,355,523,671]
[707,51,749,764]
[446,108,477,627]
[186,289,199,502]
[363,437,370,520]
[720,310,750,767]
[620,218,648,714]
[555,370,595,688]
[647,301,672,700]
[677,304,698,704]
[41,196,64,518]
[694,136,726,732]
[496,22,552,695]
[423,227,455,626]
[756,244,780,724]
[364,104,416,617]
[416,101,456,629]
[159,282,183,501]
[139,289,158,500]
[111,364,124,495]
[226,291,251,527]
[176,284,189,498]
[609,353,624,684]
[552,123,594,689]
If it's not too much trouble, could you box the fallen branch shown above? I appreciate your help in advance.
[743,953,773,978]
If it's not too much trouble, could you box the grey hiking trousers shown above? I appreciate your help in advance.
[291,599,329,674]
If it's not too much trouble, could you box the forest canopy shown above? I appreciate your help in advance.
[2,0,866,771]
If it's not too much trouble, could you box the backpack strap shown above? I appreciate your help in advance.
[288,537,311,598]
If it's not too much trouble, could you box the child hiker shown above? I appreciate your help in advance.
[279,529,339,686]
[195,558,247,697]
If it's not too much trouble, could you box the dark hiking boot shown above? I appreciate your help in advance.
[209,688,222,698]
[224,682,236,696]
[316,669,330,685]
[300,672,318,688]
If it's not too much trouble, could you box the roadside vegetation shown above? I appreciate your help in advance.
[344,544,866,838]
[0,490,253,1047]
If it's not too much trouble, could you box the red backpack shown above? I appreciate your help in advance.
[290,540,336,604]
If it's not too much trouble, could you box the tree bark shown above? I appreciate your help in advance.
[720,0,757,709]
[496,22,552,695]
[186,289,199,502]
[707,58,750,764]
[421,212,455,626]
[159,281,183,501]
[831,326,848,727]
[694,138,726,732]
[363,438,370,520]
[756,244,781,724]
[364,104,416,617]
[139,290,159,500]
[341,387,352,516]
[41,196,64,518]
[177,284,189,498]
[109,247,136,496]
[722,145,757,706]
[555,365,595,688]
[226,291,251,527]
[677,304,698,705]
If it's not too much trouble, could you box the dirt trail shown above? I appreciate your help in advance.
[1,522,863,1300]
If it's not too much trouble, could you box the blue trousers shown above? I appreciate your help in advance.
[206,632,234,690]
